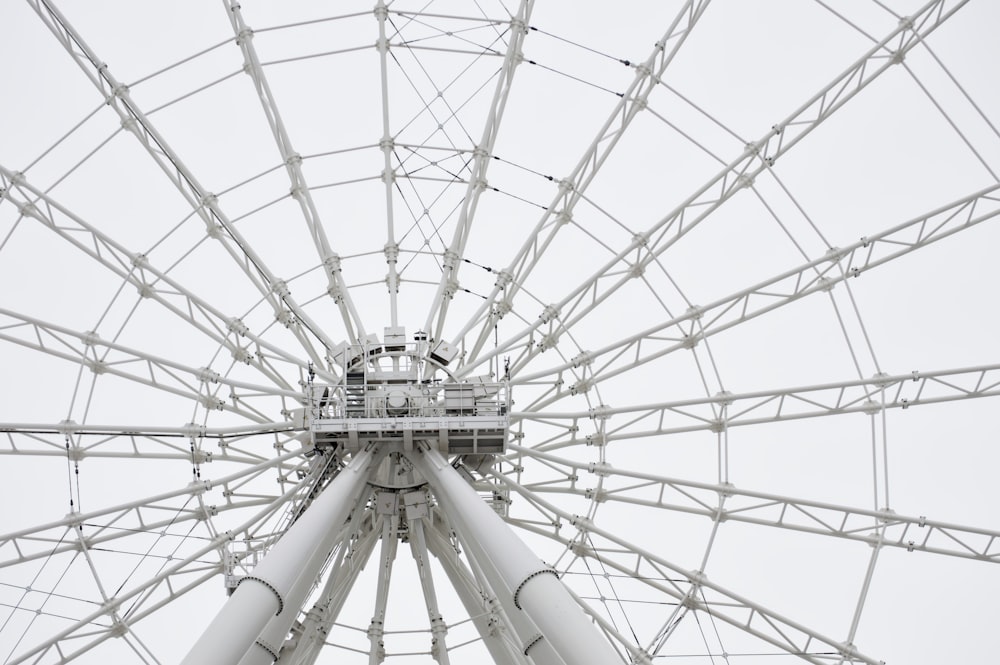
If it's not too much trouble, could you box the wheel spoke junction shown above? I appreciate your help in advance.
[2,1,999,664]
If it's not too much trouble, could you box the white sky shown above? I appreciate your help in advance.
[1,1,999,663]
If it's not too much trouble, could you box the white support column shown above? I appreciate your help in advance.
[278,516,382,665]
[368,514,398,664]
[406,446,622,665]
[180,445,381,665]
[451,526,567,665]
[408,517,451,665]
[238,520,359,665]
[422,519,531,665]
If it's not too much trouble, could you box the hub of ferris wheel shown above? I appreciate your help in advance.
[305,326,511,459]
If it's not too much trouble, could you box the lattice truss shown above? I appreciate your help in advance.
[1,0,999,664]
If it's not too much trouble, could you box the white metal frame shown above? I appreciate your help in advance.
[1,0,997,663]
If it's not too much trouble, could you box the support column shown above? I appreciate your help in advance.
[408,517,451,665]
[445,521,567,665]
[180,445,381,665]
[277,516,382,665]
[240,484,374,665]
[423,519,529,665]
[368,514,398,664]
[406,446,623,665]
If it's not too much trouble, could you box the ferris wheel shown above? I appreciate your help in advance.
[1,0,999,663]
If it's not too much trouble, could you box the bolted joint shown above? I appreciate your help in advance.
[275,308,295,327]
[228,318,249,336]
[182,423,208,438]
[324,254,342,272]
[714,390,734,407]
[862,399,881,415]
[271,279,290,298]
[384,273,401,293]
[191,449,213,466]
[539,304,559,323]
[120,117,139,135]
[589,461,612,477]
[589,404,612,420]
[200,395,226,411]
[197,367,221,383]
[537,332,559,351]
[18,202,39,220]
[825,246,847,262]
[57,419,79,435]
[232,346,253,364]
[383,242,399,264]
[871,371,891,388]
[495,269,513,289]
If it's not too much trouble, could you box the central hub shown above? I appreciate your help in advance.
[306,327,510,455]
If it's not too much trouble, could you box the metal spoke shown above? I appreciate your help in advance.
[2,3,997,664]
[451,0,714,365]
[508,444,1000,563]
[0,166,325,386]
[493,470,882,665]
[26,0,340,364]
[422,0,535,340]
[458,0,970,379]
[513,363,1000,441]
[5,475,310,665]
[507,184,1000,404]
[0,308,299,422]
[223,0,369,343]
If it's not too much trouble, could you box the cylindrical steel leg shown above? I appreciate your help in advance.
[180,446,381,665]
[406,446,622,665]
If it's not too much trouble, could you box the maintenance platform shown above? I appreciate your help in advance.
[306,327,510,455]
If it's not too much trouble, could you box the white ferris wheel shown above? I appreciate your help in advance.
[1,1,999,663]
